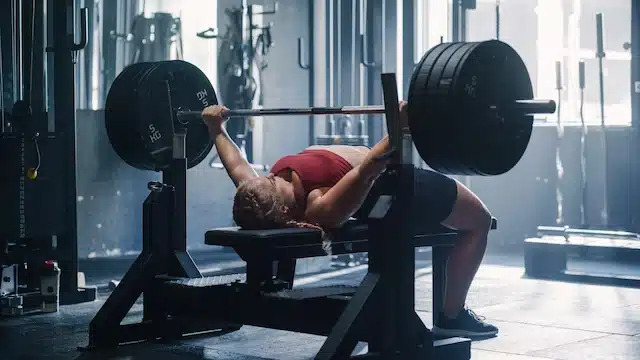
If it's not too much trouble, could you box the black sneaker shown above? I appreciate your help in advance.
[433,308,499,338]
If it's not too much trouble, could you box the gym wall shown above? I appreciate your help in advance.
[70,0,634,258]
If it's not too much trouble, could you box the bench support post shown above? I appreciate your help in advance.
[84,136,224,350]
[313,74,470,359]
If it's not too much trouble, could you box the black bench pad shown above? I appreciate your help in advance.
[204,218,497,258]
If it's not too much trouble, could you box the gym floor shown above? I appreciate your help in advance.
[2,253,640,360]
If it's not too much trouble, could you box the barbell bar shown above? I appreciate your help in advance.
[174,99,556,122]
[104,40,556,175]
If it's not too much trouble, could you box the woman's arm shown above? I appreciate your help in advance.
[304,101,408,228]
[304,135,390,228]
[203,106,258,187]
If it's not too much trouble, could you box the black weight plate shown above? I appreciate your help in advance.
[132,62,166,170]
[408,43,449,172]
[408,42,473,174]
[450,40,533,175]
[424,42,478,175]
[408,42,459,173]
[136,62,176,170]
[105,62,158,170]
[137,60,217,170]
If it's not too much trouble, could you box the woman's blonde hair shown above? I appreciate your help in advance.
[232,176,332,253]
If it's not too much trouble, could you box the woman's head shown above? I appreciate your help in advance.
[232,174,333,254]
[232,174,298,229]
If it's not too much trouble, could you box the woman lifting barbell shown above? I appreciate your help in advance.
[202,103,499,339]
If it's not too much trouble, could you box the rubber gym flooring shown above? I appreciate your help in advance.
[2,253,640,360]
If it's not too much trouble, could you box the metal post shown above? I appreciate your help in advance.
[12,0,22,102]
[631,0,640,130]
[365,0,384,143]
[101,0,118,101]
[401,0,415,98]
[452,0,460,42]
[307,0,315,146]
[51,0,80,304]
[630,0,640,231]
[595,13,609,226]
[51,0,94,305]
[460,4,467,41]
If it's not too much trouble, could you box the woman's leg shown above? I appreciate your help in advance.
[411,170,497,337]
[440,179,493,316]
[436,179,497,337]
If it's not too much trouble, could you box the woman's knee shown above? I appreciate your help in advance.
[442,181,492,232]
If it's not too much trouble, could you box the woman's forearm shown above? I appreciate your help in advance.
[310,166,378,227]
[210,126,258,186]
[359,135,390,181]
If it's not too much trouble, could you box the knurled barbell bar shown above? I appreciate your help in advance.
[104,40,556,175]
[174,99,555,120]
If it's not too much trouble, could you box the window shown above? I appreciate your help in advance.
[135,0,218,89]
[415,0,451,58]
[465,0,632,125]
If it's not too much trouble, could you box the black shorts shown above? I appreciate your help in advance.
[354,168,458,225]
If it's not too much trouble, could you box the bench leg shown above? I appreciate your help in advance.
[315,273,380,360]
[276,259,297,289]
[432,245,451,327]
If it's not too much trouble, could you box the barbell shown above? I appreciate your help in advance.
[104,40,556,175]
[175,100,554,119]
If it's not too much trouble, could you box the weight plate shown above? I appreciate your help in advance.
[450,40,534,175]
[105,62,158,170]
[408,40,534,176]
[136,60,218,170]
[424,42,477,175]
[408,42,457,173]
[409,42,474,174]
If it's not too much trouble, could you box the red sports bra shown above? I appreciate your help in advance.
[270,149,353,194]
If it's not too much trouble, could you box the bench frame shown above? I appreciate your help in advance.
[84,74,475,359]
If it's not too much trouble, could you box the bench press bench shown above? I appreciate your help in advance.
[204,217,498,324]
[85,71,513,359]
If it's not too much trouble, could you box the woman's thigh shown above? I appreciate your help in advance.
[354,168,490,231]
[439,178,492,232]
[410,168,459,225]
[354,168,458,224]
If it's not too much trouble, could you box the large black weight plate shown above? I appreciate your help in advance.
[105,61,217,171]
[105,62,158,170]
[137,60,217,170]
[408,40,534,176]
[426,42,480,174]
[454,41,534,175]
[409,42,476,174]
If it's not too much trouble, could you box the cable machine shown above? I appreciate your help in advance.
[0,0,96,316]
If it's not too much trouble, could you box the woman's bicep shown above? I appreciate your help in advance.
[304,188,341,228]
[304,168,374,228]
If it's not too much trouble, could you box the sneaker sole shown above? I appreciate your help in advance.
[432,326,498,338]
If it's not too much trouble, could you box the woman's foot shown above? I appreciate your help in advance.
[433,308,499,338]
